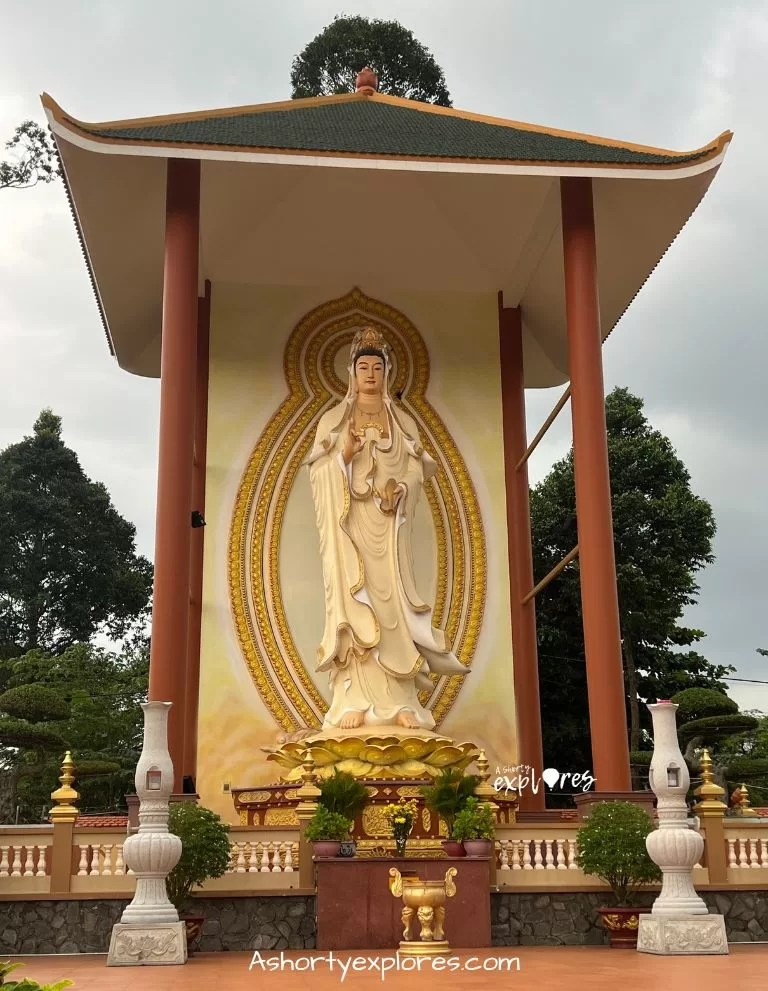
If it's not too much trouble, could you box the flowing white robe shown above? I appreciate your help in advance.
[306,400,467,730]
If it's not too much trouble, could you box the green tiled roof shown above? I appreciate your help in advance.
[75,100,709,165]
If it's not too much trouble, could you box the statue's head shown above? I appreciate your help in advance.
[351,327,388,398]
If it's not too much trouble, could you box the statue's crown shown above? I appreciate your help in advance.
[351,326,388,359]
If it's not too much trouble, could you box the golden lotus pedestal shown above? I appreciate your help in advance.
[264,729,481,782]
[388,867,457,956]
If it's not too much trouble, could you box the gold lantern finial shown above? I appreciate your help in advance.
[733,783,755,817]
[49,751,80,823]
[295,751,321,803]
[692,748,726,818]
[473,749,502,816]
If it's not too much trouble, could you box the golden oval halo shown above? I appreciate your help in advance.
[228,288,486,731]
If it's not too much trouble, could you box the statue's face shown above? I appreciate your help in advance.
[355,355,385,397]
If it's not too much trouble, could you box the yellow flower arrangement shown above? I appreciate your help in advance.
[382,799,419,855]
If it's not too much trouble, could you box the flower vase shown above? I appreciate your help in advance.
[395,837,407,858]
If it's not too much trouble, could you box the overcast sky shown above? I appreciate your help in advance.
[2,1,766,712]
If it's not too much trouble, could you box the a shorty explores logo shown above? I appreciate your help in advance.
[493,764,595,796]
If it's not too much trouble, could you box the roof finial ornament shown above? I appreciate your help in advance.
[355,67,378,96]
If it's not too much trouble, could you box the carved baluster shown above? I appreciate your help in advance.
[11,847,22,877]
[0,847,9,877]
[284,842,294,872]
[101,845,113,875]
[77,845,89,876]
[260,842,271,872]
[89,846,101,876]
[511,841,521,870]
[272,843,283,872]
[36,846,47,877]
[556,839,567,870]
[23,847,35,876]
[236,842,247,873]
[291,842,298,870]
[727,837,737,868]
[567,838,578,869]
[114,845,125,875]
[533,839,544,870]
[738,838,749,869]
[522,840,533,870]
[760,838,768,867]
[750,838,760,868]
[248,842,259,872]
[499,840,510,871]
[544,839,554,869]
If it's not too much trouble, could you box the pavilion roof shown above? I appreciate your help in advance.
[44,91,725,168]
[42,90,732,384]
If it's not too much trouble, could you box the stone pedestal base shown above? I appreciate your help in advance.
[637,914,728,955]
[106,922,187,966]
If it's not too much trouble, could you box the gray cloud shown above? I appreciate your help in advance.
[2,0,766,711]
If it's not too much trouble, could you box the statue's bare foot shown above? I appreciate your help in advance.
[339,711,365,729]
[395,709,420,729]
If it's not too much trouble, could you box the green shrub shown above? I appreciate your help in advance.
[577,801,661,905]
[304,805,351,842]
[0,958,73,989]
[166,803,232,914]
[670,688,737,721]
[318,769,369,822]
[451,796,495,841]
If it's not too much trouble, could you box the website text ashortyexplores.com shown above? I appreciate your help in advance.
[249,950,521,981]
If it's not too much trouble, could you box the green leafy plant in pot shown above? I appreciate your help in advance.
[304,804,352,857]
[576,800,662,947]
[318,769,369,856]
[421,767,481,855]
[451,796,496,856]
[166,802,232,952]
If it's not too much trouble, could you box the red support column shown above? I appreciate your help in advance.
[498,297,545,811]
[560,177,630,792]
[183,282,211,784]
[148,158,201,786]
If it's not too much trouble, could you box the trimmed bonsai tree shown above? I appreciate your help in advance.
[577,801,661,905]
[421,767,481,836]
[166,803,232,915]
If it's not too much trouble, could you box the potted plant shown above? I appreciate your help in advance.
[304,804,352,857]
[576,800,662,948]
[166,802,232,952]
[451,796,495,856]
[382,798,419,857]
[318,769,369,856]
[421,767,481,856]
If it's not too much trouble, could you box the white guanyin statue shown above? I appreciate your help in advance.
[305,326,468,732]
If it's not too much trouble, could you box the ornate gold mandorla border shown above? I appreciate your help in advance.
[228,288,487,732]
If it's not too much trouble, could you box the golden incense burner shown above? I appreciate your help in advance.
[388,867,457,955]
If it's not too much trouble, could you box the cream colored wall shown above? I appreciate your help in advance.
[197,282,516,820]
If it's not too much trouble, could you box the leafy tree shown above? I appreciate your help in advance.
[1,121,59,190]
[672,688,768,803]
[532,387,726,773]
[4,641,148,821]
[291,15,452,105]
[0,682,68,822]
[0,410,153,658]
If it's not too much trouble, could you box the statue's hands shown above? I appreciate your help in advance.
[342,420,364,464]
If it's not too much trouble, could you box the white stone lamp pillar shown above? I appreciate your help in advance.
[107,701,187,966]
[637,700,728,955]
